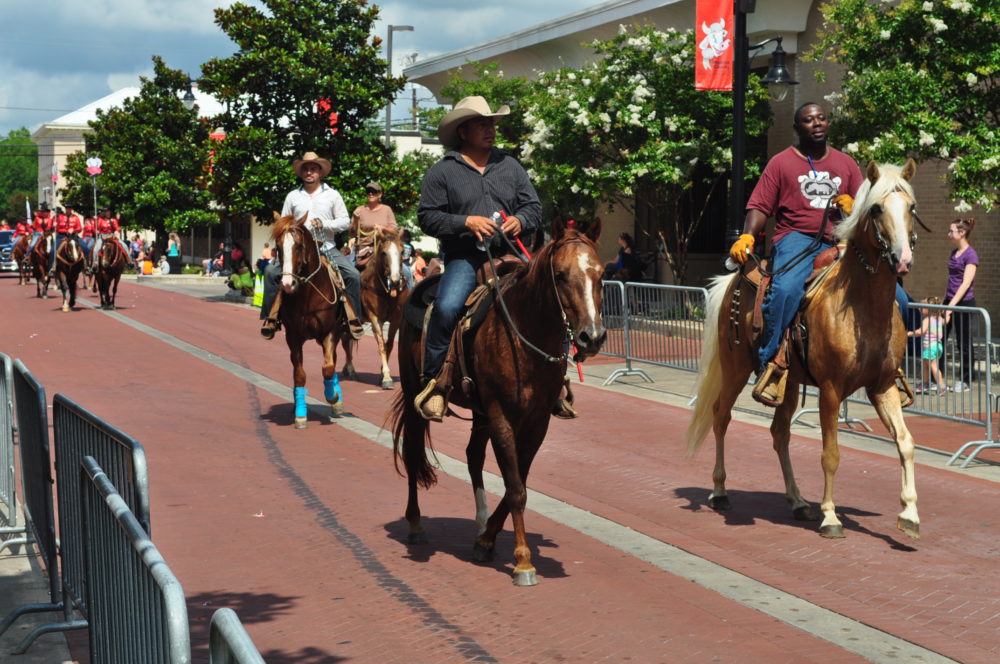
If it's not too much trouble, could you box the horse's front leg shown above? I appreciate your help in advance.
[867,384,920,539]
[369,312,393,390]
[321,333,344,418]
[288,337,309,429]
[467,414,493,562]
[340,337,358,381]
[771,380,814,520]
[817,387,846,538]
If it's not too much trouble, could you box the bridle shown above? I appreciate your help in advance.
[279,224,324,289]
[854,185,927,274]
[371,232,404,294]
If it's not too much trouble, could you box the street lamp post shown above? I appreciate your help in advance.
[727,1,798,248]
[384,24,414,149]
[182,77,196,111]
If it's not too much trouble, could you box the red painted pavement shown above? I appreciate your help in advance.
[2,274,998,663]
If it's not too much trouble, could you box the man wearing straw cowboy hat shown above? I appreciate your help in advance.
[412,95,543,421]
[260,151,365,341]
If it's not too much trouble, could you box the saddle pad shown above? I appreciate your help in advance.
[402,274,498,334]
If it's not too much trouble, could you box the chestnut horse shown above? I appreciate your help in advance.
[391,217,606,585]
[27,234,53,298]
[686,160,921,540]
[54,236,85,311]
[270,212,349,428]
[343,226,409,389]
[94,236,126,310]
[11,235,31,285]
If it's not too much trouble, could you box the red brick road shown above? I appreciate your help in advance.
[2,274,998,663]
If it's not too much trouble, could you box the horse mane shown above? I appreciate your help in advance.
[528,228,595,278]
[834,163,914,243]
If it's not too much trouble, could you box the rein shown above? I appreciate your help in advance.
[281,226,339,306]
[854,185,924,274]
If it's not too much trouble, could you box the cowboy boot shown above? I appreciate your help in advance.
[260,290,283,340]
[343,299,365,340]
[552,376,579,419]
[414,359,456,422]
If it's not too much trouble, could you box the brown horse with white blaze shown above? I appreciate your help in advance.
[271,212,350,428]
[94,236,126,310]
[686,160,921,540]
[54,236,85,311]
[391,217,606,586]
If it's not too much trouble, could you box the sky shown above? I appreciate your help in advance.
[0,0,597,137]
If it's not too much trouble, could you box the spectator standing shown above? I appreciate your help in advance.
[256,242,273,273]
[943,218,979,392]
[166,232,182,274]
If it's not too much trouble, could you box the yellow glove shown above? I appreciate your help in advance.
[832,194,854,215]
[728,234,755,264]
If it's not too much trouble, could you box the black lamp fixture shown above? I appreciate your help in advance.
[182,77,196,111]
[726,2,799,249]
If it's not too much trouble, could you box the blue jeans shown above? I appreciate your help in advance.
[260,248,361,321]
[758,232,830,368]
[422,254,484,379]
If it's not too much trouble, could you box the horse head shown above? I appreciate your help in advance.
[373,226,405,296]
[835,159,918,276]
[546,216,607,357]
[272,211,315,295]
[60,237,83,267]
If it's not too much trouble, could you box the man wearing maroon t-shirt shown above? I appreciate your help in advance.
[728,102,861,406]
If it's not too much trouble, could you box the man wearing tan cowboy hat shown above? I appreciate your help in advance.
[260,151,365,341]
[412,95,543,421]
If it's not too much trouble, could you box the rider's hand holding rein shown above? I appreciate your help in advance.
[466,215,499,244]
[500,215,522,237]
[730,208,767,265]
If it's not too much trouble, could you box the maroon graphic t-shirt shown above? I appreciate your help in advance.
[746,146,863,244]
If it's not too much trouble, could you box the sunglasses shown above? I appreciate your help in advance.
[365,188,380,194]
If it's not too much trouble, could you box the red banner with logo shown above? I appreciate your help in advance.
[695,0,734,91]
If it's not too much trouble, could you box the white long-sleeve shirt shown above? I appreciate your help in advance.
[281,183,350,251]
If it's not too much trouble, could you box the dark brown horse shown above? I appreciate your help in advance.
[11,235,30,285]
[54,236,85,311]
[686,160,921,539]
[27,233,53,298]
[270,212,350,428]
[391,217,606,586]
[343,226,409,389]
[94,236,126,310]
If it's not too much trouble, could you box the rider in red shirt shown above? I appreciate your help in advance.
[90,209,132,272]
[13,220,30,238]
[27,208,53,256]
[0,220,10,231]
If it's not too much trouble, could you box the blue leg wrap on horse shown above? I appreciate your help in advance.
[324,375,341,402]
[294,386,308,419]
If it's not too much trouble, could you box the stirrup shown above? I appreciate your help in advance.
[552,377,578,419]
[751,362,788,407]
[260,318,280,340]
[347,318,365,340]
[895,368,915,408]
[414,378,448,422]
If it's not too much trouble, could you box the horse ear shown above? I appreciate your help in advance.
[901,158,917,181]
[272,211,281,223]
[551,216,567,242]
[866,161,880,184]
[586,216,602,244]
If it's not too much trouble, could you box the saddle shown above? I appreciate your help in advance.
[406,255,526,406]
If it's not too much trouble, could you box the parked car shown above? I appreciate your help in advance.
[0,230,18,272]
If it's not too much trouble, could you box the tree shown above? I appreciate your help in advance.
[0,128,37,220]
[809,0,1000,212]
[522,26,771,283]
[61,57,215,237]
[199,0,415,223]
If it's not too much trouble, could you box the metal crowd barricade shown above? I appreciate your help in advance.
[600,280,652,385]
[602,282,708,385]
[0,352,21,539]
[209,608,266,664]
[0,360,71,650]
[81,455,190,664]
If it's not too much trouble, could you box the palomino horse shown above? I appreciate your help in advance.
[11,235,31,285]
[344,226,409,389]
[271,212,350,428]
[94,236,126,310]
[27,234,53,298]
[686,160,921,540]
[391,217,606,585]
[54,236,85,311]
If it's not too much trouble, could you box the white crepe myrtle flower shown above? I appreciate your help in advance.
[844,142,859,153]
[570,183,581,194]
[966,73,978,86]
[928,17,947,32]
[918,130,936,147]
[954,199,972,213]
[671,53,684,66]
[922,2,934,10]
[568,100,580,110]
[939,147,950,158]
[983,156,999,169]
[880,29,892,39]
[946,0,972,12]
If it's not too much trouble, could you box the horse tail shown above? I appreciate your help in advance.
[389,323,437,489]
[685,272,737,457]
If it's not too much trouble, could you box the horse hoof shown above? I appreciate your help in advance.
[897,517,921,540]
[512,569,538,587]
[61,305,70,312]
[294,417,308,429]
[708,494,731,511]
[793,505,817,521]
[344,369,358,381]
[472,542,495,563]
[407,530,428,545]
[381,379,394,390]
[819,524,845,539]
[330,402,344,419]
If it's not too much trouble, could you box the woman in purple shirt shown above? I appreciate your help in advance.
[944,218,979,391]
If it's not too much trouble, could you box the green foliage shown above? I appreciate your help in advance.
[61,57,216,232]
[0,128,37,220]
[809,0,1000,211]
[522,25,771,283]
[200,0,412,223]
